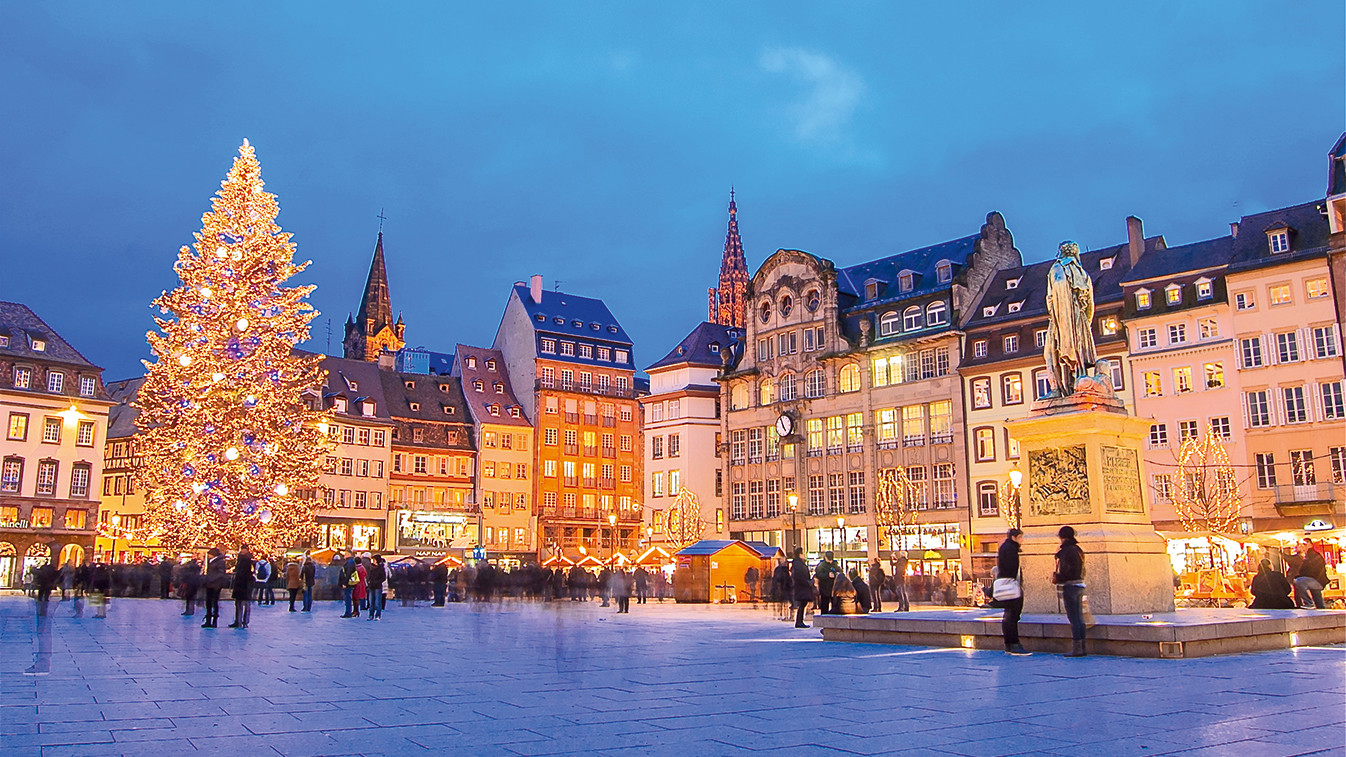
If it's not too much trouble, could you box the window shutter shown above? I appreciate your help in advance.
[1240,393,1250,428]
[1303,328,1314,361]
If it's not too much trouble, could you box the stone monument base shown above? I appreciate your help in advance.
[1020,522,1176,615]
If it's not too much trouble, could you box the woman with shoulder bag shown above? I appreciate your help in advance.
[1053,526,1088,657]
[995,529,1030,656]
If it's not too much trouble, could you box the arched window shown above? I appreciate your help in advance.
[804,369,826,398]
[903,306,924,331]
[758,301,772,324]
[730,383,750,410]
[759,379,775,405]
[779,295,793,318]
[805,289,821,312]
[838,364,860,393]
[879,311,900,336]
[926,300,948,326]
[778,372,798,402]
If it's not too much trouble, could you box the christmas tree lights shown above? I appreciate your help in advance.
[874,467,919,555]
[135,140,331,556]
[659,487,706,549]
[1173,424,1243,536]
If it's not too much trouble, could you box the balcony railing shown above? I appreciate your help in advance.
[601,446,616,458]
[600,478,615,490]
[1273,483,1343,508]
[584,414,597,425]
[930,432,954,445]
[564,412,579,424]
[536,379,634,399]
[564,444,579,455]
[563,476,578,487]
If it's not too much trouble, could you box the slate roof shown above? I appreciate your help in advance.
[646,321,737,372]
[835,233,978,307]
[104,377,145,440]
[1121,236,1233,285]
[1227,200,1331,273]
[513,284,632,346]
[426,351,455,375]
[0,301,101,369]
[378,370,475,451]
[454,344,531,427]
[317,355,395,423]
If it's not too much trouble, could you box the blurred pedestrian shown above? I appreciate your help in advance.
[285,558,301,611]
[1294,541,1329,610]
[367,555,387,620]
[849,569,873,614]
[90,561,111,618]
[814,551,840,615]
[744,565,760,603]
[612,569,632,613]
[201,548,225,628]
[1054,526,1087,657]
[301,553,316,612]
[431,560,449,606]
[254,555,273,606]
[892,553,910,612]
[339,556,357,617]
[790,547,815,628]
[868,560,886,612]
[229,545,254,629]
[181,557,202,616]
[772,558,791,620]
[634,566,649,605]
[1250,559,1295,609]
[158,557,174,600]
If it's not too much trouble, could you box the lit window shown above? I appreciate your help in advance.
[838,364,860,393]
[1306,278,1329,299]
[1173,366,1193,394]
[1166,285,1182,305]
[31,339,46,352]
[1100,317,1119,336]
[1198,318,1218,340]
[1196,280,1213,300]
[1143,371,1162,397]
[1135,290,1152,309]
[1234,292,1254,310]
[1204,362,1224,389]
[1098,257,1114,271]
[1007,301,1022,313]
[13,367,31,389]
[1269,284,1292,306]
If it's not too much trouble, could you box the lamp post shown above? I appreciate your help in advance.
[1007,469,1023,531]
[608,513,617,565]
[835,515,846,566]
[787,493,799,556]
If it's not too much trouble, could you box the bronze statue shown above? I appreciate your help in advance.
[1044,241,1103,398]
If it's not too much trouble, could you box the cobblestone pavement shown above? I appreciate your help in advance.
[1,596,1343,756]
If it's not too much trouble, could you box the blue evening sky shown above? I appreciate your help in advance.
[1,3,1341,379]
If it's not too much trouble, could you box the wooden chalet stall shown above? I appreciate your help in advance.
[673,540,778,603]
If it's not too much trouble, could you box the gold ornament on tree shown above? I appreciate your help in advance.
[1172,423,1243,536]
[659,487,705,549]
[135,140,332,556]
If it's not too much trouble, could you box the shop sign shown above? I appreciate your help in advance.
[0,518,31,529]
[398,511,470,550]
[1305,519,1333,532]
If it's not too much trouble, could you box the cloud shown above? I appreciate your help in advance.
[759,47,865,142]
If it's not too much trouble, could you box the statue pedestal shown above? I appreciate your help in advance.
[1006,404,1176,616]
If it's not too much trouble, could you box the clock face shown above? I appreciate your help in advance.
[776,414,793,437]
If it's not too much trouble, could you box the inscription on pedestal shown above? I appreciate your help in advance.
[1028,445,1089,516]
[1101,445,1143,514]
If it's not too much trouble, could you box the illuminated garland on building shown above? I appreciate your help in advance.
[659,487,705,549]
[1173,423,1243,535]
[135,141,331,556]
[874,467,919,553]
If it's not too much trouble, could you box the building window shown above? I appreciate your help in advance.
[1034,329,1047,348]
[974,427,995,462]
[1033,369,1052,400]
[804,370,826,399]
[838,364,860,393]
[936,261,952,283]
[47,371,64,393]
[64,507,87,528]
[730,482,745,519]
[1138,328,1157,349]
[848,471,866,514]
[901,406,924,447]
[1145,423,1168,448]
[828,473,845,515]
[1254,452,1276,489]
[926,300,948,326]
[1196,280,1213,300]
[1276,331,1301,363]
[1008,302,1022,314]
[899,272,914,292]
[1001,374,1023,405]
[615,350,629,364]
[1173,366,1193,394]
[1283,386,1308,424]
[971,378,992,410]
[977,482,999,517]
[1178,420,1199,442]
[7,413,28,441]
[1245,390,1272,428]
[1234,292,1254,310]
[748,480,763,518]
[1135,290,1151,310]
[903,306,924,332]
[76,420,95,446]
[1269,284,1292,306]
[13,367,31,389]
[1198,318,1219,340]
[1204,363,1224,390]
[560,342,575,356]
[1099,316,1119,336]
[1314,326,1340,359]
[1306,278,1329,300]
[1143,371,1162,397]
[1003,335,1018,354]
[1240,337,1264,368]
[1268,230,1289,253]
[2,458,23,493]
[1322,381,1344,420]
[42,417,61,444]
[973,340,987,358]
[1168,324,1186,345]
[36,460,58,495]
[1331,447,1345,484]
[1153,475,1172,501]
[730,383,750,411]
[1165,285,1182,305]
[31,507,53,527]
[79,376,96,397]
[1210,416,1232,439]
[1290,450,1315,486]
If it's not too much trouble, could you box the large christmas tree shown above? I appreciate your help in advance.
[136,140,330,555]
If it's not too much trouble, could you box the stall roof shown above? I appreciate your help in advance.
[676,540,740,556]
[636,545,676,564]
[743,541,783,559]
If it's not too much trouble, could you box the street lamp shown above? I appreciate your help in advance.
[608,513,617,565]
[835,515,845,558]
[1006,469,1023,531]
[787,493,799,555]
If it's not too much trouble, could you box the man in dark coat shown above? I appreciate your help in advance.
[1294,542,1329,609]
[813,551,840,615]
[301,554,316,611]
[1250,559,1295,609]
[892,553,910,611]
[431,560,449,606]
[229,546,254,629]
[634,567,649,605]
[790,548,815,628]
[1053,526,1087,657]
[997,529,1029,655]
[744,565,760,602]
[772,559,792,620]
[202,548,226,628]
[849,569,873,613]
[158,557,174,600]
[180,558,202,616]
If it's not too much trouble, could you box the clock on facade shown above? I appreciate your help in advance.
[775,413,794,437]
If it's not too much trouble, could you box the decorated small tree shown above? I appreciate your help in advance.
[874,467,919,560]
[135,140,330,555]
[660,487,706,550]
[1172,424,1244,537]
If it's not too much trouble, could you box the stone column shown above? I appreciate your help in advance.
[1006,404,1176,615]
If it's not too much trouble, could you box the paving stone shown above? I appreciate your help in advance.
[1,596,1342,757]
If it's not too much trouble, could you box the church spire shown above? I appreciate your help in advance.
[708,189,748,328]
[344,230,406,362]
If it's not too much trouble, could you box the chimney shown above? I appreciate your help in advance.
[1229,222,1240,238]
[529,274,543,305]
[1126,216,1144,267]
[377,351,395,371]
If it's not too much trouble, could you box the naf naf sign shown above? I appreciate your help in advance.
[1304,519,1334,532]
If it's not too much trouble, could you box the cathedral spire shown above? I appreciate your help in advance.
[344,230,406,362]
[708,189,748,328]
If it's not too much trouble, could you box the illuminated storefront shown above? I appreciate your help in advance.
[396,510,473,557]
[314,518,384,552]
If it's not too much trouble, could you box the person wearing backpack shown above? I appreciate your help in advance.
[338,556,357,618]
[253,556,273,606]
[351,556,369,618]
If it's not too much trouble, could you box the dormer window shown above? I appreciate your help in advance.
[554,317,565,325]
[1165,284,1182,305]
[347,380,358,391]
[509,406,521,418]
[485,359,497,371]
[31,339,46,352]
[489,404,500,417]
[465,356,477,369]
[1006,277,1021,290]
[493,382,504,394]
[1007,301,1023,314]
[1268,228,1290,254]
[438,383,449,393]
[865,280,885,300]
[805,289,821,312]
[899,271,914,293]
[0,336,8,348]
[409,402,421,412]
[1099,257,1115,271]
[709,343,720,353]
[1195,278,1213,300]
[472,380,484,392]
[982,304,1000,318]
[572,319,583,328]
[443,405,454,415]
[590,323,601,331]
[361,401,375,417]
[534,314,546,322]
[935,260,952,283]
[334,398,348,412]
[607,326,619,334]
[1136,289,1152,310]
[404,380,415,389]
